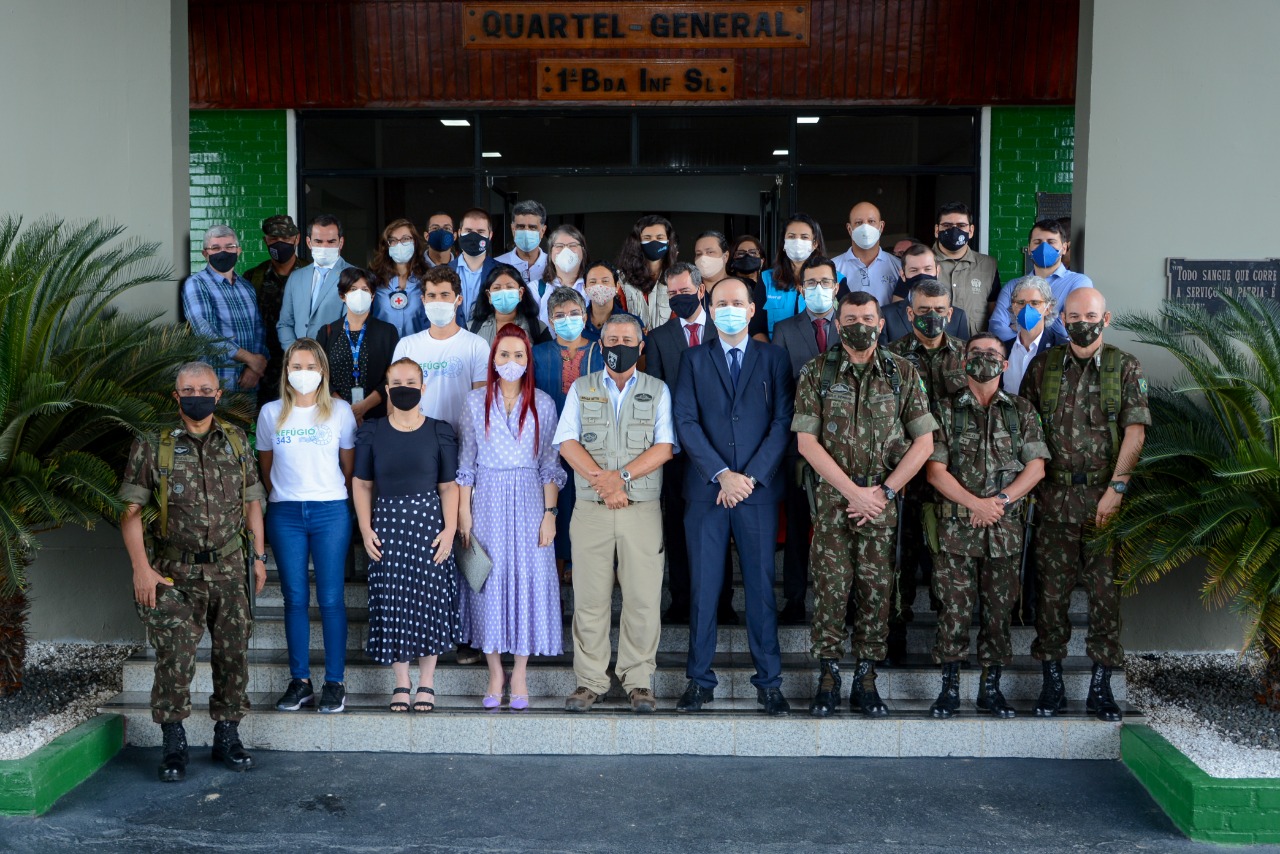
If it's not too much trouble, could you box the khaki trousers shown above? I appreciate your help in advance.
[569,499,664,694]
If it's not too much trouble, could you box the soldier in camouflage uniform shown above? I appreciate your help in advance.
[1020,288,1149,721]
[885,278,968,662]
[119,362,268,782]
[924,333,1049,718]
[793,292,937,717]
[243,215,300,406]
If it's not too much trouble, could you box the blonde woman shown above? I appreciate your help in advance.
[256,338,357,715]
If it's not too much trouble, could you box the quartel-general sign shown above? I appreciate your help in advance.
[464,3,811,48]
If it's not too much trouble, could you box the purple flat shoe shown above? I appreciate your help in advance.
[482,694,501,709]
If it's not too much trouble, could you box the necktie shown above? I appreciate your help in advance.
[813,317,828,352]
[687,323,700,347]
[311,267,329,313]
[729,347,741,387]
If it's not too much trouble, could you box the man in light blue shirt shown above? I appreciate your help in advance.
[988,219,1092,343]
[833,201,903,305]
[451,208,498,325]
[495,199,549,288]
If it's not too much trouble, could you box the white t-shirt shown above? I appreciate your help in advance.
[256,400,357,503]
[391,327,490,429]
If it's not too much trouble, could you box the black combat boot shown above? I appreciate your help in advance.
[158,722,188,783]
[976,665,1016,718]
[809,659,842,718]
[1033,659,1067,716]
[848,659,889,717]
[211,720,254,771]
[1086,662,1123,722]
[929,661,961,719]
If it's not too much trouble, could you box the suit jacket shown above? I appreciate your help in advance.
[277,258,354,349]
[880,300,970,346]
[453,255,499,327]
[673,338,795,505]
[772,310,840,380]
[643,312,715,388]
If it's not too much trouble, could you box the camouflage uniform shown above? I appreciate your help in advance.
[793,347,936,661]
[886,333,967,622]
[929,387,1049,665]
[1021,345,1150,667]
[119,422,265,724]
[244,259,288,406]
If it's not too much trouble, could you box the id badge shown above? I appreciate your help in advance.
[351,388,365,404]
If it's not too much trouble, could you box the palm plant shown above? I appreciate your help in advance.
[1104,293,1280,709]
[0,215,232,694]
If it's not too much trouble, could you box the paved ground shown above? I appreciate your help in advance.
[3,749,1276,853]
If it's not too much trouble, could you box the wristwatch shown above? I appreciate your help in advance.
[544,507,559,517]
[880,484,897,501]
[996,492,1012,506]
[748,475,759,487]
[620,469,633,484]
[253,552,268,564]
[1109,481,1128,494]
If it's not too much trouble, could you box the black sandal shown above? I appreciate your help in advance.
[389,687,411,713]
[413,686,435,713]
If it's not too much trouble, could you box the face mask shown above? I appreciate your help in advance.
[345,289,372,315]
[728,255,763,274]
[714,306,749,335]
[514,230,541,253]
[553,248,581,274]
[851,224,882,251]
[640,240,669,262]
[1066,319,1104,348]
[179,395,217,421]
[288,369,323,396]
[553,315,586,341]
[602,343,641,374]
[490,289,521,315]
[669,293,702,320]
[695,256,725,279]
[586,285,615,307]
[911,311,947,339]
[839,322,878,352]
[208,251,237,274]
[388,242,416,264]
[784,238,814,263]
[267,241,296,264]
[424,301,457,327]
[897,272,931,301]
[495,361,527,382]
[458,232,488,257]
[965,354,1004,383]
[1030,242,1061,269]
[311,246,339,267]
[1017,304,1043,331]
[804,285,834,315]
[427,230,454,252]
[937,227,969,252]
[387,386,422,412]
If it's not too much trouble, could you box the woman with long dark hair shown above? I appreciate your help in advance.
[468,263,552,346]
[759,213,836,336]
[615,214,676,330]
[371,218,430,338]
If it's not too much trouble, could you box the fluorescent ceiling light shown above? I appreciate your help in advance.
[440,119,471,127]
[482,151,502,158]
[772,149,789,156]
[796,116,820,124]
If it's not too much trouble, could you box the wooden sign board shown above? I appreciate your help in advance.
[538,59,735,100]
[465,3,809,49]
[1166,258,1280,313]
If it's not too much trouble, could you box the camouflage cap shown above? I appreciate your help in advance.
[262,215,299,238]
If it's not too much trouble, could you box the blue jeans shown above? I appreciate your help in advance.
[266,499,351,684]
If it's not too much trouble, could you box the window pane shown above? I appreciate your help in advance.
[638,114,789,168]
[480,115,630,168]
[795,174,973,256]
[302,178,378,266]
[797,114,975,167]
[302,118,377,170]
[381,118,474,170]
[392,177,476,234]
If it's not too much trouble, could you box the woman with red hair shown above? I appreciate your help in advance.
[456,323,566,709]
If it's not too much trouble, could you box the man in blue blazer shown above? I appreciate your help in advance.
[452,208,500,326]
[277,214,353,350]
[673,276,795,716]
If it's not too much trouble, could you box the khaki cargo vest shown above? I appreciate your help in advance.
[934,246,1000,336]
[572,370,664,503]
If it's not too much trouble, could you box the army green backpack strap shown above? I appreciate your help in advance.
[1099,345,1123,459]
[155,431,175,538]
[215,418,251,520]
[1000,397,1023,459]
[1038,346,1068,420]
[817,347,842,397]
[879,351,902,410]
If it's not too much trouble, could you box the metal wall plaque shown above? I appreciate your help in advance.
[1166,258,1280,312]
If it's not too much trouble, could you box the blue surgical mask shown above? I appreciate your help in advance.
[490,289,521,314]
[1017,304,1043,331]
[804,285,834,315]
[553,315,585,341]
[514,230,540,253]
[714,305,749,335]
[1030,242,1061,269]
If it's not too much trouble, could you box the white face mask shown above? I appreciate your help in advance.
[424,301,457,327]
[695,255,725,279]
[554,248,581,274]
[288,369,323,396]
[851,223,882,250]
[586,285,615,307]
[345,289,372,315]
[311,246,340,267]
[784,238,814,263]
[388,242,415,264]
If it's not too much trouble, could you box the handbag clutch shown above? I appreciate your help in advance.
[455,534,493,593]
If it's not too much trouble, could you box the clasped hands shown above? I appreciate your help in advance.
[716,471,754,508]
[586,468,629,509]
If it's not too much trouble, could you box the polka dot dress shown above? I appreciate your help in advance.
[366,492,459,664]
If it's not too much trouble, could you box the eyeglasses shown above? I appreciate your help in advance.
[207,245,238,252]
[1011,299,1047,309]
[387,236,415,246]
[802,278,837,288]
[551,310,584,321]
[552,242,583,252]
[178,386,218,396]
[734,250,761,258]
[938,221,970,230]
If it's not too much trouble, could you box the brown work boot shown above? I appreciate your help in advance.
[564,686,600,713]
[629,688,657,714]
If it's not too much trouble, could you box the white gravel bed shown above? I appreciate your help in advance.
[0,642,138,761]
[1126,652,1280,779]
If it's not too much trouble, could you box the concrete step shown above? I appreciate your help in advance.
[100,692,1134,758]
[122,651,1125,702]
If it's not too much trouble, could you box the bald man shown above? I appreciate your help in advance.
[1019,288,1149,722]
[833,202,902,307]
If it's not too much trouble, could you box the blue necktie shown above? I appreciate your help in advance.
[729,347,741,387]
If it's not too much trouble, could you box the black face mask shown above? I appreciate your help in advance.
[179,395,217,421]
[458,232,488,257]
[602,343,641,374]
[388,386,423,412]
[937,227,969,252]
[267,241,296,264]
[668,293,702,320]
[896,272,931,301]
[912,311,947,339]
[208,251,238,274]
[640,240,669,262]
[728,255,763,274]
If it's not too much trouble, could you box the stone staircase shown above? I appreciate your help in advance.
[102,553,1135,758]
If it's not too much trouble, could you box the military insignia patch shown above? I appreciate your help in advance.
[172,483,185,494]
[1138,378,1148,394]
[582,432,598,443]
[919,378,928,394]
[829,383,850,395]
[173,446,190,455]
[971,278,983,292]
[634,393,653,402]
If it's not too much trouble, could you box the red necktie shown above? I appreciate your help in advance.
[813,318,827,352]
[687,323,701,347]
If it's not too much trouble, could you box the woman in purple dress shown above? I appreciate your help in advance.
[456,323,565,710]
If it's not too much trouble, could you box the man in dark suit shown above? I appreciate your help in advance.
[771,255,842,623]
[644,263,736,626]
[880,244,970,345]
[451,208,499,326]
[673,277,795,716]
